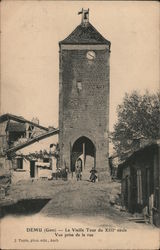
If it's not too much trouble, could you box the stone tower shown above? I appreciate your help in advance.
[59,9,111,180]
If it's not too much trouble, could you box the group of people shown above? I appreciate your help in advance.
[75,159,97,182]
[54,159,98,182]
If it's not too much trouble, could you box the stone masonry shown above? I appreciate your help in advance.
[59,10,111,180]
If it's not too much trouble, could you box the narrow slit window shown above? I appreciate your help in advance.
[77,81,82,91]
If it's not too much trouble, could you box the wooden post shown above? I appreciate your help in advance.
[82,143,85,171]
[149,194,154,224]
[70,142,72,173]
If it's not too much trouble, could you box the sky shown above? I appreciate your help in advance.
[1,1,159,130]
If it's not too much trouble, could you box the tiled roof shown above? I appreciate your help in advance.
[59,22,110,46]
[118,139,160,168]
[7,129,59,154]
[0,113,48,131]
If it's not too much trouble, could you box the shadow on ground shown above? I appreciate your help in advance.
[0,198,50,218]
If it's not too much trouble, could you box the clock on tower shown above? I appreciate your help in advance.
[59,9,111,181]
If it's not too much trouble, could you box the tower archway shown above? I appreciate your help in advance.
[71,136,96,173]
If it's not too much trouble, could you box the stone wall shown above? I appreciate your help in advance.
[0,157,12,174]
[59,45,110,180]
[11,169,30,184]
[0,121,8,155]
[11,158,30,183]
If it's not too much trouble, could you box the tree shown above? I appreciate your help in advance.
[111,91,160,158]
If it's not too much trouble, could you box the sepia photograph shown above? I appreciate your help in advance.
[0,1,159,249]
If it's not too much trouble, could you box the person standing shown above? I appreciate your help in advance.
[89,168,97,183]
[75,159,82,181]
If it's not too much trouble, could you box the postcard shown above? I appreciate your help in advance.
[0,1,159,249]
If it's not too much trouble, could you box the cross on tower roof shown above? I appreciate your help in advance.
[78,8,89,26]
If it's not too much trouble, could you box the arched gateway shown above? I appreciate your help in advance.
[71,136,96,173]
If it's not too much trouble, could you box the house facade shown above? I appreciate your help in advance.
[118,140,160,227]
[0,114,51,179]
[6,129,59,183]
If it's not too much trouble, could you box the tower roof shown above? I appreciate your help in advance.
[59,22,110,46]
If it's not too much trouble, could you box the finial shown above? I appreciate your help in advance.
[78,8,89,26]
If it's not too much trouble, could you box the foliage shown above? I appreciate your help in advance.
[111,91,160,158]
[15,143,60,161]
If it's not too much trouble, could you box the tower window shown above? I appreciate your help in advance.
[77,81,82,91]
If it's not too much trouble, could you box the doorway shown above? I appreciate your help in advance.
[71,136,96,173]
[30,161,35,178]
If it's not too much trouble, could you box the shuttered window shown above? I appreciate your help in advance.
[17,158,23,169]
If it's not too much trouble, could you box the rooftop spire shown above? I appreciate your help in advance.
[78,8,89,27]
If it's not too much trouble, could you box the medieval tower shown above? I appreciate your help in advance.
[59,9,111,180]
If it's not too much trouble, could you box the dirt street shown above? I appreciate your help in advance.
[1,178,155,229]
[39,179,154,229]
[1,178,159,250]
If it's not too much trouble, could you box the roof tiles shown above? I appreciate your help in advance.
[59,22,110,45]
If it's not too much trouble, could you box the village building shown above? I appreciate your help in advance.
[0,113,49,176]
[109,154,122,179]
[59,9,111,180]
[0,113,59,183]
[0,113,49,154]
[6,129,59,183]
[117,140,160,227]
